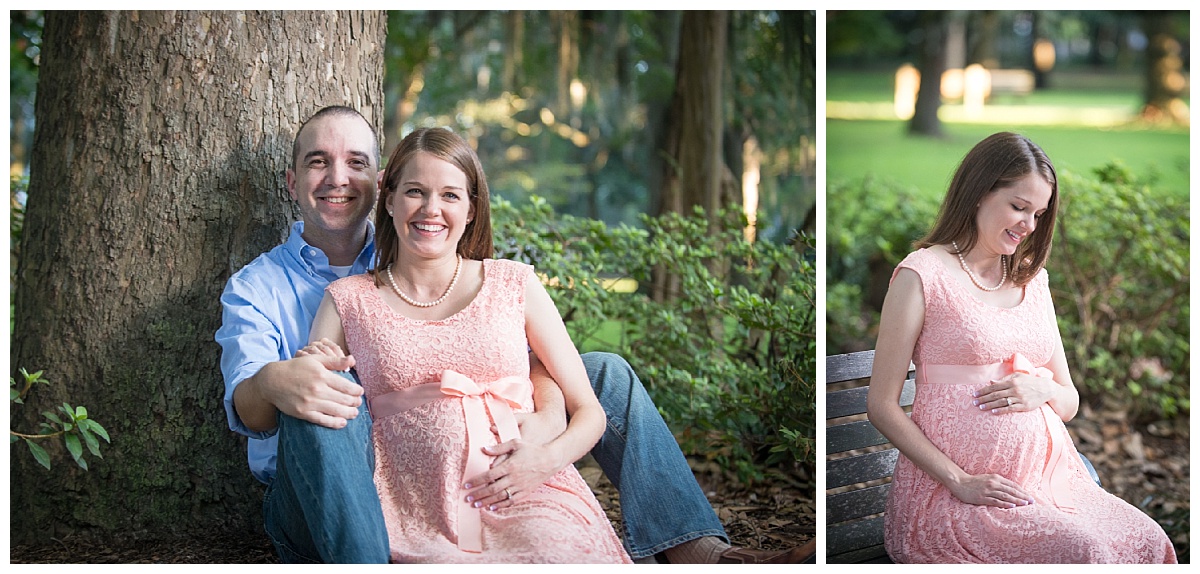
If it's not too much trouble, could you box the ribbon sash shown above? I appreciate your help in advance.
[370,370,528,553]
[917,353,1076,512]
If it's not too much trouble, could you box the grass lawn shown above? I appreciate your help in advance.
[826,120,1190,200]
[825,68,1191,199]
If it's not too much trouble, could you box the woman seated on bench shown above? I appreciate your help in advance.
[866,132,1176,564]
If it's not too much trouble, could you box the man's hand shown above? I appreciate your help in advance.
[462,439,567,511]
[237,353,363,431]
[512,407,566,445]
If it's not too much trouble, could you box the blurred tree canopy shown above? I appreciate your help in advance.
[380,10,814,241]
[10,10,813,243]
[827,10,1190,127]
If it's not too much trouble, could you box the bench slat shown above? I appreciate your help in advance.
[827,514,886,557]
[826,448,899,490]
[828,417,908,454]
[830,543,892,564]
[826,378,916,419]
[826,351,876,384]
[828,482,892,524]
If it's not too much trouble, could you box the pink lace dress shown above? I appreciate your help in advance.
[327,258,631,563]
[883,248,1176,563]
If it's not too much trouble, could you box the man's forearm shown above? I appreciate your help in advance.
[233,366,279,433]
[527,354,567,441]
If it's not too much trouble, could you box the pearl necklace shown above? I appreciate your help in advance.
[386,255,462,308]
[952,241,1006,292]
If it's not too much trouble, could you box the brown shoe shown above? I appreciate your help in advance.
[716,538,816,564]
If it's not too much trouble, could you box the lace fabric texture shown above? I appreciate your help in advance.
[328,258,631,563]
[882,248,1177,564]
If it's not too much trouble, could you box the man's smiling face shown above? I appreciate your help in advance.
[286,113,379,252]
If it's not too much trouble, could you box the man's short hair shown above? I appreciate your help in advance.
[291,106,381,169]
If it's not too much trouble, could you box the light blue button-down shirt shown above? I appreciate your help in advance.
[216,221,375,483]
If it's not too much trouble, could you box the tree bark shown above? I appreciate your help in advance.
[657,10,728,218]
[10,10,386,544]
[909,10,947,138]
[653,11,728,303]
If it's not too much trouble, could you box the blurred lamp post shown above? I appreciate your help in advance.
[1033,39,1056,72]
[963,64,989,119]
[894,63,919,119]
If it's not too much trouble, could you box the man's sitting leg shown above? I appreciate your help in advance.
[265,397,389,563]
[582,352,810,564]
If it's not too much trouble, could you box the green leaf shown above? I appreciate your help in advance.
[42,411,63,427]
[75,405,88,419]
[64,433,83,462]
[26,439,50,470]
[81,419,111,443]
[78,425,102,457]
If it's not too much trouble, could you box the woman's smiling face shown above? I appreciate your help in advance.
[387,151,473,261]
[973,173,1053,258]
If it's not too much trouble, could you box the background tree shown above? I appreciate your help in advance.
[909,10,949,137]
[10,10,387,544]
[1139,11,1189,125]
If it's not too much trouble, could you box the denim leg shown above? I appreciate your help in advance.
[263,379,389,564]
[583,352,728,559]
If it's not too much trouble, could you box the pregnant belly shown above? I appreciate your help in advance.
[912,384,1051,480]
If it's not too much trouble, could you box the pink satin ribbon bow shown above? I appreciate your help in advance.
[369,370,528,553]
[1002,353,1075,512]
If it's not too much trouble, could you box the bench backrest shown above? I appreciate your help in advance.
[825,350,914,564]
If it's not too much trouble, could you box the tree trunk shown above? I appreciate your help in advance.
[653,11,727,303]
[909,10,947,138]
[552,10,580,119]
[968,11,1000,68]
[503,10,526,93]
[657,10,727,218]
[1139,12,1188,125]
[10,10,387,544]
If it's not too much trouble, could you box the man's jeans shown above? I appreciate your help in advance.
[263,393,389,563]
[584,352,728,559]
[262,352,725,562]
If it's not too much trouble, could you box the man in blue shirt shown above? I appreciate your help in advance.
[217,106,806,563]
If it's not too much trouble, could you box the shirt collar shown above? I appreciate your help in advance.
[285,221,376,279]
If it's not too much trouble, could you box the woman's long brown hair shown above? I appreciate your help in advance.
[916,132,1059,286]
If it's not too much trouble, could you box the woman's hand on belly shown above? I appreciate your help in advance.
[973,372,1058,414]
[461,439,566,511]
[948,472,1035,508]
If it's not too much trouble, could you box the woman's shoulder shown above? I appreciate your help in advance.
[484,258,535,280]
[894,247,945,278]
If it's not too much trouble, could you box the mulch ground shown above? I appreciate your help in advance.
[9,457,815,564]
[1066,401,1190,563]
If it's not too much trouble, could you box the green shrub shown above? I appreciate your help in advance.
[825,165,1190,421]
[494,198,815,481]
[825,176,937,351]
[1052,163,1189,419]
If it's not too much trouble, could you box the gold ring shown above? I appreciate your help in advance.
[505,488,512,500]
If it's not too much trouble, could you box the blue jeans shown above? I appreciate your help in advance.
[583,352,728,559]
[263,384,389,563]
[262,354,724,562]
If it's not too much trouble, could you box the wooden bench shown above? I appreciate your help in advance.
[825,350,1101,564]
[825,350,913,563]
